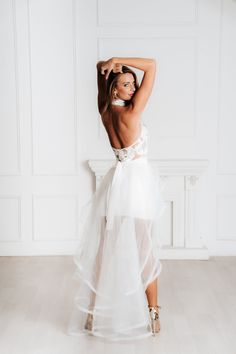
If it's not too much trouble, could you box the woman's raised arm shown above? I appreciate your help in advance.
[96,61,107,115]
[101,57,156,114]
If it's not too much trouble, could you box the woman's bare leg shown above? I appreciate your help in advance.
[145,277,159,307]
[146,277,161,333]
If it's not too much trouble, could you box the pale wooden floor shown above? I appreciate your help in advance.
[0,256,236,354]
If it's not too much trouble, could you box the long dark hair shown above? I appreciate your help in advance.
[105,65,140,111]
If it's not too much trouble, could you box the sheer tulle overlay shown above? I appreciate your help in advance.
[67,123,167,341]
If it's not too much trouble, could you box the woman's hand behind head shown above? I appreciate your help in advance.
[112,63,123,74]
[100,58,123,79]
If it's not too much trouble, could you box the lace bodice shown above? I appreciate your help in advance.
[111,123,148,162]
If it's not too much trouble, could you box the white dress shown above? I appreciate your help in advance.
[67,120,167,341]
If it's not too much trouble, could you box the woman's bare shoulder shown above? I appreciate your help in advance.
[102,105,140,122]
[120,105,141,127]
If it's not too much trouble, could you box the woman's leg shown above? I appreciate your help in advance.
[146,277,161,334]
[145,277,159,307]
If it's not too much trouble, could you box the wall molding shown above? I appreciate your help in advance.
[97,0,199,27]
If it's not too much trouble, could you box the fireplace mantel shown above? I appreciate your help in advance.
[88,159,209,260]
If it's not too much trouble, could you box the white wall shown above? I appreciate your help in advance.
[0,0,235,256]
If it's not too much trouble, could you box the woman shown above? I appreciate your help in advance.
[67,57,167,341]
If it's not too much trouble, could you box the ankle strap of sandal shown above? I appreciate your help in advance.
[148,305,161,310]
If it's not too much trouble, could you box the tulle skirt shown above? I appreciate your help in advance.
[67,156,167,341]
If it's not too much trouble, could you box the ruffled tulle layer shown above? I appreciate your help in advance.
[67,156,167,341]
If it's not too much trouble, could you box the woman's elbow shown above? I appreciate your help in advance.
[150,58,156,66]
[147,58,156,70]
[96,60,104,70]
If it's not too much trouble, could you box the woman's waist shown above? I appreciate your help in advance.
[115,154,148,164]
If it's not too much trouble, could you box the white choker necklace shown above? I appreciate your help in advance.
[112,98,126,106]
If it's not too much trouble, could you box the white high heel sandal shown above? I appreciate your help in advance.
[149,305,161,335]
[84,313,93,331]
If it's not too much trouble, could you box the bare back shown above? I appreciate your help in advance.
[101,106,142,149]
[97,57,156,147]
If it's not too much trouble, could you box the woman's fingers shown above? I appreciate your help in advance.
[100,65,107,75]
[100,59,121,79]
[112,64,123,73]
[117,64,123,73]
[105,68,112,80]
